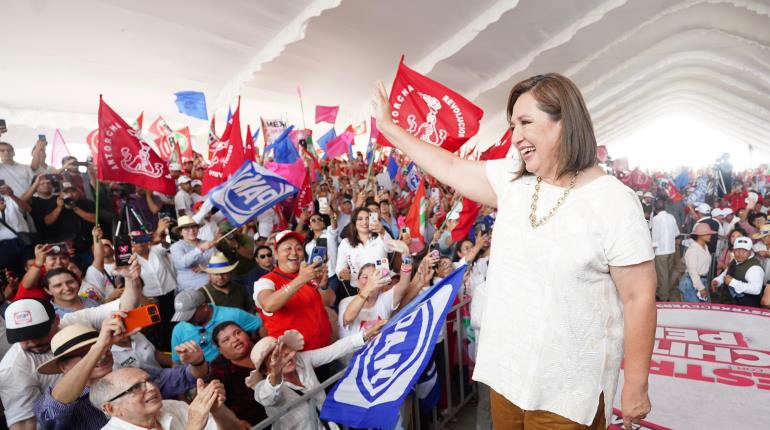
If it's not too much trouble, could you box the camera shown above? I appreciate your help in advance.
[63,197,75,207]
[49,242,69,255]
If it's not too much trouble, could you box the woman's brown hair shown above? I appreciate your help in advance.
[506,73,597,180]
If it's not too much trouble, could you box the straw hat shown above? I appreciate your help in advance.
[244,330,304,387]
[691,223,717,236]
[37,324,99,374]
[752,224,770,240]
[172,215,200,234]
[203,252,239,274]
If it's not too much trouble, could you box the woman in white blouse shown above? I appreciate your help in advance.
[335,207,389,293]
[373,74,656,429]
[679,223,716,302]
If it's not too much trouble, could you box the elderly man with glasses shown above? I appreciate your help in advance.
[91,367,241,430]
[33,314,212,430]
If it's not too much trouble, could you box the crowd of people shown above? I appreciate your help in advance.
[0,79,768,430]
[0,129,494,430]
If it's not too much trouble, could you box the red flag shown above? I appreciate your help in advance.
[219,98,245,178]
[176,127,194,161]
[97,97,175,195]
[86,129,100,157]
[629,168,652,191]
[293,170,313,218]
[148,115,172,137]
[134,112,144,132]
[48,129,71,167]
[664,179,684,202]
[202,119,228,194]
[379,57,484,152]
[479,128,513,161]
[315,105,339,124]
[404,177,428,243]
[451,198,481,242]
[153,135,176,161]
[244,125,256,162]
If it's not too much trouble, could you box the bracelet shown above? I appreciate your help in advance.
[357,291,368,301]
[191,359,206,367]
[30,262,42,269]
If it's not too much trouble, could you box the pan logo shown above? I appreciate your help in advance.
[331,284,453,407]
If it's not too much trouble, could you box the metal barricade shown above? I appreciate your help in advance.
[250,298,478,430]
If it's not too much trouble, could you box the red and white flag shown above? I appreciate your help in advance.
[48,129,71,167]
[148,115,173,137]
[479,128,513,161]
[220,98,246,178]
[202,118,228,194]
[244,124,256,162]
[404,177,428,244]
[379,57,484,153]
[86,129,100,158]
[97,97,175,195]
[293,170,313,218]
[451,197,481,242]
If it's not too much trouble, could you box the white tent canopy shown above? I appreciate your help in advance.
[2,0,769,164]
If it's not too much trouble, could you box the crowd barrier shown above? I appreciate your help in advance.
[252,298,478,430]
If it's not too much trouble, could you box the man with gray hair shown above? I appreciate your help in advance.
[90,367,239,430]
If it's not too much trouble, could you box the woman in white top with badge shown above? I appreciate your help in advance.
[373,73,656,430]
[335,207,390,292]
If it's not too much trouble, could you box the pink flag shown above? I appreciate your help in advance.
[315,105,339,124]
[325,128,354,159]
[86,129,99,157]
[265,159,306,188]
[48,129,71,167]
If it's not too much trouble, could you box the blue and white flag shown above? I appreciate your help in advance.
[387,156,399,181]
[173,91,208,120]
[405,162,421,192]
[320,265,467,429]
[208,161,297,227]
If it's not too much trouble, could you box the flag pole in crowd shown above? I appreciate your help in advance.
[296,85,307,129]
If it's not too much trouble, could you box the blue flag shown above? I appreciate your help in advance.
[387,156,399,181]
[366,140,374,164]
[226,106,233,124]
[272,126,298,164]
[208,161,297,226]
[252,127,260,143]
[320,265,467,429]
[673,170,689,190]
[405,162,421,192]
[173,91,208,120]
[317,128,337,154]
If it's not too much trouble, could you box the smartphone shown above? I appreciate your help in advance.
[431,188,440,200]
[309,245,327,265]
[369,212,379,224]
[318,197,329,215]
[0,119,6,132]
[121,304,161,332]
[48,242,69,255]
[38,134,46,142]
[114,235,132,266]
[73,161,90,168]
[375,258,392,282]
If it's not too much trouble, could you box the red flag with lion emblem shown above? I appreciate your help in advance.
[97,97,176,195]
[378,56,484,153]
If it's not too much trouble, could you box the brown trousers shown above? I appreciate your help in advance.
[490,390,606,430]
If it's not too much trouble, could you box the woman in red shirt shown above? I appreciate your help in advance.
[253,230,332,352]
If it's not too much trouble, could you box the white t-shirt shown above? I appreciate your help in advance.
[0,162,36,197]
[101,399,216,430]
[335,236,389,288]
[337,288,397,339]
[111,332,161,369]
[82,263,117,301]
[174,189,193,216]
[257,208,278,238]
[0,300,120,426]
[136,245,177,297]
[473,158,654,425]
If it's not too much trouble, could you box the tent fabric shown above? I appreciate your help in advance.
[1,0,769,158]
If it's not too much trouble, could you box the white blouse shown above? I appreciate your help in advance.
[473,158,654,425]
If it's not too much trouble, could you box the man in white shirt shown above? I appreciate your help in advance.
[0,141,44,197]
[0,264,143,430]
[712,237,766,308]
[0,196,30,274]
[173,176,194,216]
[651,199,680,301]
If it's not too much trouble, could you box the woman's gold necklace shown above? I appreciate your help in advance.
[529,172,579,228]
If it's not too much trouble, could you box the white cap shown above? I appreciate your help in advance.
[711,208,723,217]
[176,175,192,185]
[191,179,202,187]
[722,208,734,216]
[643,192,654,198]
[734,237,753,251]
[696,203,711,215]
[169,162,182,171]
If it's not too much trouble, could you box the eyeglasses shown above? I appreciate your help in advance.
[199,328,209,347]
[310,217,323,223]
[107,379,150,402]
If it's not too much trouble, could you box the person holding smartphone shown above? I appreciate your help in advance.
[335,208,389,294]
[304,213,339,305]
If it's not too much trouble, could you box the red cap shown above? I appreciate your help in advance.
[273,230,305,249]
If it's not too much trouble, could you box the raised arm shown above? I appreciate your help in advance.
[373,81,496,207]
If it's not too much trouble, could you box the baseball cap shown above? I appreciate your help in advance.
[734,236,753,251]
[129,230,152,243]
[711,208,723,217]
[61,182,76,191]
[4,299,56,344]
[191,179,202,188]
[696,203,711,215]
[177,176,192,185]
[274,230,304,249]
[169,163,182,171]
[722,208,734,216]
[643,192,654,199]
[171,289,206,322]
